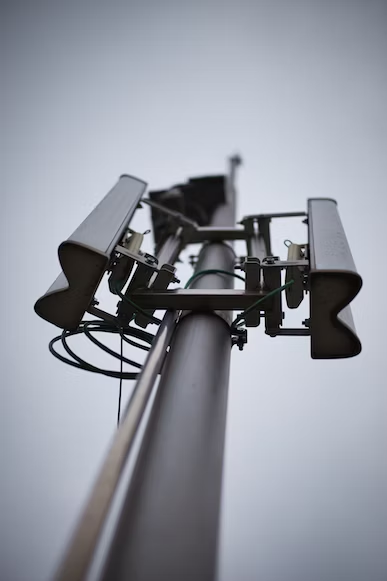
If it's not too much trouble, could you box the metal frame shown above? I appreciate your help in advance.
[44,160,362,581]
[129,289,268,311]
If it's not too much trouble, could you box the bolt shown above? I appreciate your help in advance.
[264,255,279,265]
[302,318,310,328]
[231,328,247,351]
[231,336,245,351]
[144,254,157,265]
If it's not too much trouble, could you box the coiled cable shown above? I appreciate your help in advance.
[49,319,156,381]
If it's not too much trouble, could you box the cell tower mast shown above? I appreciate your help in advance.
[35,156,362,581]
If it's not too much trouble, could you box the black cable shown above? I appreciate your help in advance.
[48,284,165,429]
[120,334,151,352]
[50,319,155,426]
[120,333,150,351]
[117,332,123,426]
[83,321,142,369]
[49,320,155,380]
[47,268,174,423]
[49,334,136,379]
[57,329,137,379]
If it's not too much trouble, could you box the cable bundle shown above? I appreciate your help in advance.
[49,320,156,380]
[183,268,294,330]
[49,272,293,377]
[48,273,293,423]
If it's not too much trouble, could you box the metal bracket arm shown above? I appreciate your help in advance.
[129,289,270,312]
[242,211,307,220]
[262,259,308,269]
[189,227,246,243]
[267,328,311,337]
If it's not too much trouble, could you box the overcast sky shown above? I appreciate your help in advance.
[3,1,387,580]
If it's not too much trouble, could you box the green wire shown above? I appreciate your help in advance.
[184,269,245,289]
[115,270,291,333]
[232,279,294,328]
[115,270,244,323]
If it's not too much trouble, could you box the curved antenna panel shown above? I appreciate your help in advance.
[308,198,362,359]
[35,175,147,330]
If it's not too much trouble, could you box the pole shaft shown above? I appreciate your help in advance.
[101,166,238,581]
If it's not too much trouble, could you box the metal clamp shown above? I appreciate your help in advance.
[231,327,248,350]
[263,262,283,336]
[243,257,261,327]
[135,263,179,328]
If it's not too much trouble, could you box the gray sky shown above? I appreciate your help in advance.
[3,1,387,580]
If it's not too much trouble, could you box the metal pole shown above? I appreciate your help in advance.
[54,311,178,581]
[100,159,240,581]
